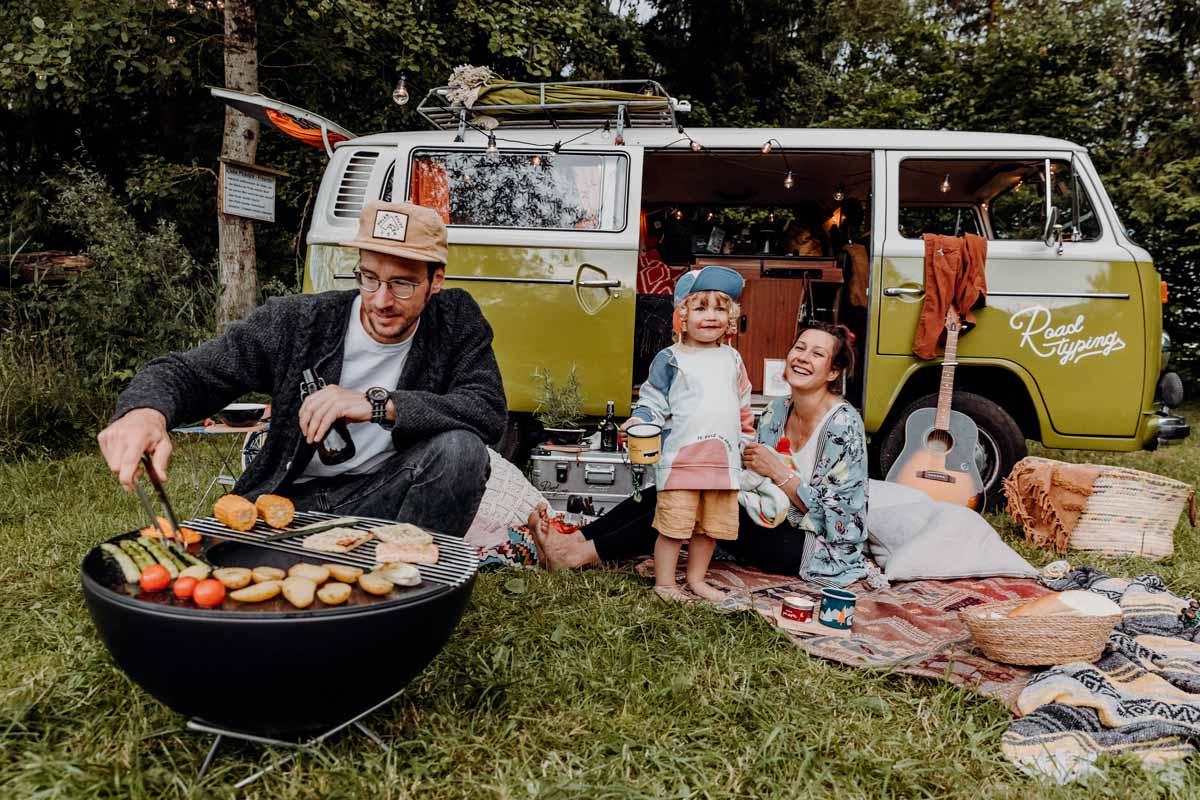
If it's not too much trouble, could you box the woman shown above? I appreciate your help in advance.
[531,320,869,587]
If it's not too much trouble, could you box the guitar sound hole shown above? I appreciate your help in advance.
[925,429,954,453]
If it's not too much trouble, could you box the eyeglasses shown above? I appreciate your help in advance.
[353,270,421,300]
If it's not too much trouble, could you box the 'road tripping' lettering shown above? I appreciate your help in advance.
[1009,305,1126,365]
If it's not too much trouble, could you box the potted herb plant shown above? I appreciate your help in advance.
[533,365,586,446]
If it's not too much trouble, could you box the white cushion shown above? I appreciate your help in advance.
[473,448,546,530]
[867,484,1036,581]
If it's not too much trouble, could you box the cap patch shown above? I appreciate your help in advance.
[372,209,409,242]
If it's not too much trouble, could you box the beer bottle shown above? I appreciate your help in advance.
[300,368,357,466]
[600,400,619,452]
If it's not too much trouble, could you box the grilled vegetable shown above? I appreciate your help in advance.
[138,539,181,578]
[119,539,155,572]
[230,580,283,603]
[282,576,317,609]
[358,573,393,596]
[213,494,257,531]
[179,564,210,581]
[176,549,209,571]
[192,579,226,608]
[100,543,141,584]
[139,564,171,593]
[254,494,295,529]
[252,566,286,583]
[213,567,253,590]
[173,576,198,600]
[322,563,363,583]
[317,582,351,605]
[287,563,330,584]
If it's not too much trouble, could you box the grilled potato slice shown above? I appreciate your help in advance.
[374,562,421,587]
[317,582,352,606]
[322,563,363,583]
[358,573,394,596]
[287,563,330,584]
[282,576,317,609]
[179,564,210,581]
[230,580,282,603]
[252,566,286,583]
[213,567,253,590]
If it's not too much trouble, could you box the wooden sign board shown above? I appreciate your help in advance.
[219,160,282,223]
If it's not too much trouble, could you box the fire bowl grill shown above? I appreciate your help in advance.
[81,512,478,737]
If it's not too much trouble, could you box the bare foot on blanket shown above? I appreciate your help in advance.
[531,513,600,570]
[687,580,727,603]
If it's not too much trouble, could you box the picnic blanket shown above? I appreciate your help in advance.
[1002,567,1200,783]
[636,556,1049,708]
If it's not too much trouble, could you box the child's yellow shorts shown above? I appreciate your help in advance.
[653,489,739,541]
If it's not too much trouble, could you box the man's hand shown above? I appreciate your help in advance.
[743,442,791,485]
[299,384,372,445]
[97,408,172,492]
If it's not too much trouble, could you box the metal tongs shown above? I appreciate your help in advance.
[133,452,187,557]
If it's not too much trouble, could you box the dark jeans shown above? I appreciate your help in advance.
[582,485,809,574]
[286,429,489,537]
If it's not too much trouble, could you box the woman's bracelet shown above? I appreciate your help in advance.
[772,471,798,488]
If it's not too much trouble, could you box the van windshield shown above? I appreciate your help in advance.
[407,150,628,231]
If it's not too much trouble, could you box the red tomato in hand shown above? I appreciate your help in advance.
[172,576,198,600]
[192,578,226,608]
[139,564,171,593]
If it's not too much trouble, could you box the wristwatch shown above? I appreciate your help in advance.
[365,386,390,426]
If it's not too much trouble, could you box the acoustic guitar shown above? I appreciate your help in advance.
[885,307,986,510]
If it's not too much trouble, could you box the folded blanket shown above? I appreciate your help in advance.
[738,469,790,528]
[1004,457,1104,553]
[1002,567,1200,783]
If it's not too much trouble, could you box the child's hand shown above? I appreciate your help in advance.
[620,417,639,432]
[743,442,791,484]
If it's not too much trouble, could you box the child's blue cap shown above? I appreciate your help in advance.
[673,265,744,307]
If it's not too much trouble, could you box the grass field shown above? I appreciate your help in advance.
[3,409,1200,799]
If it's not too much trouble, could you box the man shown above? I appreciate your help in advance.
[98,200,506,536]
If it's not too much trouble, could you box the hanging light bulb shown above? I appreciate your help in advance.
[768,212,776,223]
[940,173,951,194]
[486,133,499,160]
[705,211,714,222]
[761,140,773,154]
[674,208,684,221]
[690,139,702,152]
[392,75,410,106]
[783,171,795,190]
[167,34,176,44]
[833,183,845,202]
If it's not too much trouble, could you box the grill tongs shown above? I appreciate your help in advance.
[132,452,188,557]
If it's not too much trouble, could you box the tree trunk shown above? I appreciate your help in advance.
[217,0,259,327]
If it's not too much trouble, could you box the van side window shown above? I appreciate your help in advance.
[898,206,982,239]
[405,150,628,231]
[899,158,1101,242]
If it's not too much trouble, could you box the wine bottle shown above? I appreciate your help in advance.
[600,400,619,452]
[300,368,357,466]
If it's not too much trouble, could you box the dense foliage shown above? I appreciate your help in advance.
[1,0,1198,454]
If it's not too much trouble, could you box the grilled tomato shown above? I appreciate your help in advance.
[192,578,226,608]
[139,564,171,593]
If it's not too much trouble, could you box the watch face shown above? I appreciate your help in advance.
[367,387,388,403]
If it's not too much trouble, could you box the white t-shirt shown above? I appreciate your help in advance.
[791,402,845,480]
[300,296,416,480]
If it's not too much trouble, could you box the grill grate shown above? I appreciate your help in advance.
[183,511,477,589]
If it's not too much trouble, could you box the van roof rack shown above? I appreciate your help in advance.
[416,79,688,136]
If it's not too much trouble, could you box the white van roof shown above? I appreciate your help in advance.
[343,127,1085,153]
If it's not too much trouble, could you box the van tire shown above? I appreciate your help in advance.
[877,391,1026,510]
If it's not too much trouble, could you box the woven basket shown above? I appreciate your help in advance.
[958,599,1120,666]
[1070,466,1195,560]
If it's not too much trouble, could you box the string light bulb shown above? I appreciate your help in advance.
[486,133,499,160]
[392,75,410,106]
[783,171,795,190]
[940,173,951,194]
[833,183,845,202]
[674,208,684,221]
[690,139,702,152]
[705,211,714,222]
[761,140,773,154]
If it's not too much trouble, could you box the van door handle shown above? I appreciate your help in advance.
[577,279,622,288]
[883,287,925,297]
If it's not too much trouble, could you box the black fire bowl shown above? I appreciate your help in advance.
[81,535,474,738]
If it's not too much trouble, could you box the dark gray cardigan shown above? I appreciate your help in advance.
[113,288,507,499]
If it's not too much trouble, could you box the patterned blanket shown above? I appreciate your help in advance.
[1002,567,1200,783]
[636,556,1049,708]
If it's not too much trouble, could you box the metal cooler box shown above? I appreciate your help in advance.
[528,448,655,516]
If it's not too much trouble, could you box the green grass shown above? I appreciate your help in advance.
[3,410,1200,798]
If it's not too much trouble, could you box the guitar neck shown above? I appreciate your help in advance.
[935,319,960,432]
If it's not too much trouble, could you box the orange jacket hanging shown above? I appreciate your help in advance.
[913,233,988,359]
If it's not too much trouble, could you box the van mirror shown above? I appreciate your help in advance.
[1042,205,1060,247]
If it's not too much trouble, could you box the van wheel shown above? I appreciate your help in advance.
[878,392,1026,510]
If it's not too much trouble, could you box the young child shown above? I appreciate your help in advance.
[629,266,753,602]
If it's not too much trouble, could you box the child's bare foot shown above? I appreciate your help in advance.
[654,585,691,602]
[687,580,727,603]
